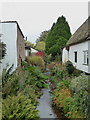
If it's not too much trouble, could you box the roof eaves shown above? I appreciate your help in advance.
[2,21,25,38]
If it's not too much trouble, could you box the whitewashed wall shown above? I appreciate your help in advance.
[1,23,17,72]
[0,22,2,76]
[88,40,90,73]
[69,41,89,73]
[62,47,69,63]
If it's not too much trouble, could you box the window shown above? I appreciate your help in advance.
[83,50,88,65]
[74,51,77,63]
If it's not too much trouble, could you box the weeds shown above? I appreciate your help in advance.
[50,63,89,119]
[2,63,48,120]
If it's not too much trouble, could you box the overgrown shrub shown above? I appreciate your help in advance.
[65,61,75,74]
[49,61,88,119]
[23,65,48,88]
[51,66,63,79]
[21,60,29,67]
[2,64,48,119]
[44,54,51,65]
[50,64,68,82]
[63,96,83,118]
[27,56,45,69]
[2,64,48,98]
[53,87,71,108]
[2,93,39,120]
[57,79,70,89]
[2,73,19,98]
[2,64,14,87]
[73,68,81,77]
[70,74,88,117]
[53,73,89,119]
[48,62,63,70]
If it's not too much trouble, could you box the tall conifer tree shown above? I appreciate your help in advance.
[45,15,71,60]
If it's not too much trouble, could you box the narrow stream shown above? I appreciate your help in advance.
[37,85,57,119]
[37,69,68,120]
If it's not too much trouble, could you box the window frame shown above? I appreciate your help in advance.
[74,51,77,63]
[83,50,88,65]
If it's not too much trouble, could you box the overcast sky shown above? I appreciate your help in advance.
[1,2,88,43]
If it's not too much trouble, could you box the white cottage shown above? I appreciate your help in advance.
[62,17,90,74]
[1,21,25,72]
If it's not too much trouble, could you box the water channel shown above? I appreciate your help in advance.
[37,70,68,120]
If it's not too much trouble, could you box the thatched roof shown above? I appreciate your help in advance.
[66,17,90,46]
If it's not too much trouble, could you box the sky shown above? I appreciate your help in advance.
[1,2,88,43]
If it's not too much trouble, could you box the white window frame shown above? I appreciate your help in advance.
[83,50,88,65]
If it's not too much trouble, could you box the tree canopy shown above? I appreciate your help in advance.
[45,15,71,60]
[36,31,49,43]
[35,30,49,51]
[35,41,45,51]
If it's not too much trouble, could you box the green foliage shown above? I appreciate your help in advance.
[21,60,28,67]
[44,54,52,66]
[2,64,14,87]
[73,69,81,77]
[25,40,34,48]
[2,73,19,98]
[51,66,63,80]
[61,79,70,88]
[35,41,45,51]
[22,65,48,89]
[50,63,88,118]
[27,56,45,69]
[2,64,48,98]
[55,54,62,62]
[63,96,75,113]
[70,74,88,117]
[70,74,88,93]
[36,31,49,43]
[2,93,39,120]
[50,64,68,81]
[2,63,48,119]
[0,41,6,61]
[45,15,71,60]
[65,61,75,74]
[53,73,89,118]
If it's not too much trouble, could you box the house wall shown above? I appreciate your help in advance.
[62,47,69,63]
[25,50,28,57]
[0,22,2,76]
[69,41,89,73]
[88,40,90,73]
[17,25,25,66]
[1,23,17,72]
[25,49,31,57]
